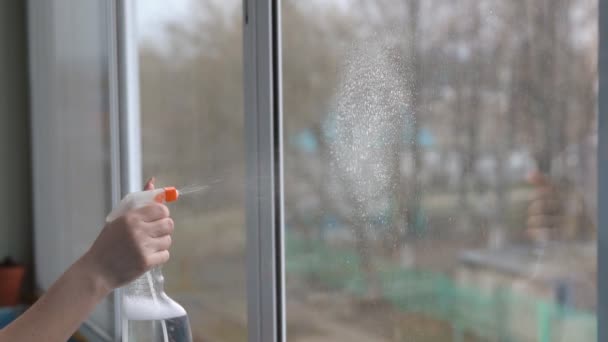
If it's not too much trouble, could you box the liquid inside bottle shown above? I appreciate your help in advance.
[125,315,192,342]
[122,267,192,342]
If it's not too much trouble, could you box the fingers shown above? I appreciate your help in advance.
[133,203,170,222]
[526,171,562,242]
[531,185,558,200]
[147,235,172,252]
[146,250,170,267]
[144,177,156,191]
[147,218,174,237]
[528,198,561,216]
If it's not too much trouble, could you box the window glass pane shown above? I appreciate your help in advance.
[136,1,246,341]
[29,0,114,332]
[283,1,597,341]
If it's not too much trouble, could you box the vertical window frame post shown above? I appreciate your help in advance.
[243,0,285,341]
[599,0,607,340]
[111,0,143,340]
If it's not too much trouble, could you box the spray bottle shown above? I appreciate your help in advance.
[106,187,192,342]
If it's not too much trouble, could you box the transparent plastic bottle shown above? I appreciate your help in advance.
[106,188,193,342]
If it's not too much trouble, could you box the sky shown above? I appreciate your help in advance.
[136,0,194,45]
[136,0,351,46]
[136,0,596,54]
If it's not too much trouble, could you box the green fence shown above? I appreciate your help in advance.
[286,235,597,342]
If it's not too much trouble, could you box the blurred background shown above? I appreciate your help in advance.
[136,0,597,341]
[281,1,597,340]
[0,0,598,341]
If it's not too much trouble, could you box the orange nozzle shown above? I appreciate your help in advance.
[164,187,179,202]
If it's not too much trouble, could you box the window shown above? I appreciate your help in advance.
[26,0,602,341]
[136,1,247,341]
[283,1,598,341]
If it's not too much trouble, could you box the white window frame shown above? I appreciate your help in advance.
[109,0,143,340]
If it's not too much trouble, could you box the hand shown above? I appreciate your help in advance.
[0,177,174,342]
[81,177,174,290]
[526,171,563,242]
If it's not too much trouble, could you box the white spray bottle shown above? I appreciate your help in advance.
[106,187,192,342]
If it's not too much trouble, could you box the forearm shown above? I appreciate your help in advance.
[0,253,111,342]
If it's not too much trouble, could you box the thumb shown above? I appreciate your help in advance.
[144,177,156,191]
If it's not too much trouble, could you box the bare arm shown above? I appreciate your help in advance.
[0,254,110,341]
[0,178,172,342]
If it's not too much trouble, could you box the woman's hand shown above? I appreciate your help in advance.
[81,177,174,291]
[526,171,563,242]
[0,177,175,342]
